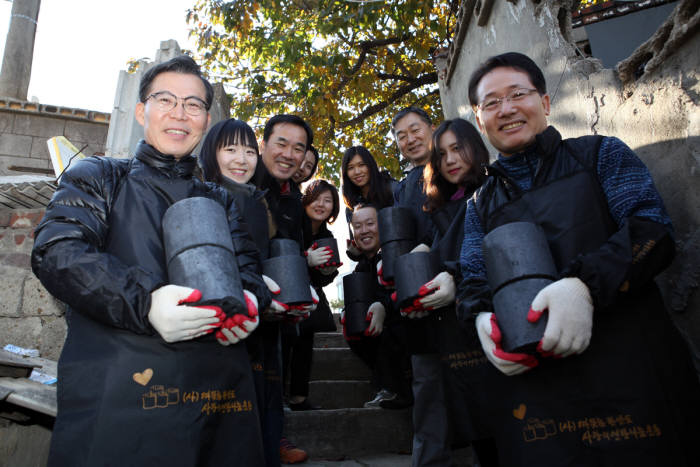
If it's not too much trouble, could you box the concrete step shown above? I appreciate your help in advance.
[311,347,371,381]
[314,332,348,349]
[308,380,375,409]
[285,407,412,459]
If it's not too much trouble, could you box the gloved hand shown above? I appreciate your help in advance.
[346,239,361,259]
[376,259,394,288]
[305,242,332,268]
[262,275,287,321]
[416,271,455,310]
[262,275,318,322]
[287,286,319,317]
[411,243,430,253]
[394,291,429,319]
[365,302,386,336]
[216,290,260,346]
[148,285,224,343]
[476,312,538,375]
[528,277,594,358]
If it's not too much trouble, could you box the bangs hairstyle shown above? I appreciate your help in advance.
[341,146,394,210]
[302,179,340,224]
[423,118,489,212]
[199,119,259,184]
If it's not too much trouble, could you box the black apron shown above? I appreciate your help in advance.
[49,158,264,466]
[469,142,700,467]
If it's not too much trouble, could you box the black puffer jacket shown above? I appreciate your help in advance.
[31,141,270,466]
[32,141,271,329]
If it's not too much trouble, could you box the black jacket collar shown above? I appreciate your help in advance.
[134,140,197,178]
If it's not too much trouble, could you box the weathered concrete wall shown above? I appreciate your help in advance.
[0,208,65,359]
[0,99,109,176]
[438,0,700,368]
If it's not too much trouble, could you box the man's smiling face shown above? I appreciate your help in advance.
[134,71,210,159]
[260,122,308,182]
[475,67,550,157]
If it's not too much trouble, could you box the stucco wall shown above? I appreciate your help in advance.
[437,0,700,367]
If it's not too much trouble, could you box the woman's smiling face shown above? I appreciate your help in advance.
[216,143,258,184]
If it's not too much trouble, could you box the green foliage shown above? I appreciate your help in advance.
[329,298,344,312]
[187,0,457,182]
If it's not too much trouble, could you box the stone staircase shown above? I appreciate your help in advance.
[284,331,413,460]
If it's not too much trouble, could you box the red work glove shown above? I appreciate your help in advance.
[476,312,538,376]
[148,285,224,343]
[376,259,394,288]
[216,290,260,346]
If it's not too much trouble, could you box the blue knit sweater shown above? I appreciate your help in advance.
[459,135,672,303]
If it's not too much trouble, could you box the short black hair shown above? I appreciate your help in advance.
[262,114,313,149]
[139,55,213,109]
[391,106,432,134]
[199,118,259,184]
[468,52,547,108]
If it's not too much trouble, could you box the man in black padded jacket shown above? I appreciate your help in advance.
[32,56,270,467]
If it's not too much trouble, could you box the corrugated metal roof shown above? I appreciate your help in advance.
[0,176,57,209]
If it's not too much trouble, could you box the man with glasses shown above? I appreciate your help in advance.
[457,52,699,466]
[32,55,270,465]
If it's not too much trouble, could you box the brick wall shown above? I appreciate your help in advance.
[0,99,110,176]
[0,208,66,359]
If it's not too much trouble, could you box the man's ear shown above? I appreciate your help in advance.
[542,93,551,116]
[206,112,211,129]
[474,108,485,133]
[134,102,145,127]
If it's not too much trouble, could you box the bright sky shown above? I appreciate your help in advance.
[0,0,196,112]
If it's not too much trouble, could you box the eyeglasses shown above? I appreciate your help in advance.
[477,88,539,113]
[145,91,209,116]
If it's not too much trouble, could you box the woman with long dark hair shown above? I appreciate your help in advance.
[282,179,341,411]
[401,118,498,467]
[341,146,396,256]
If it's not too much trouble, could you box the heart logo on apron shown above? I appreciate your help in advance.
[513,403,527,420]
[133,368,154,386]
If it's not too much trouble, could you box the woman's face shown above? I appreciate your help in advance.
[346,154,370,189]
[438,130,471,186]
[305,189,334,224]
[216,143,258,184]
[292,150,316,184]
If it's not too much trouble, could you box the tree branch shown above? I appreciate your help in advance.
[337,72,438,129]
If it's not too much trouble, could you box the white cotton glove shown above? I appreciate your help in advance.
[262,275,287,321]
[528,277,594,358]
[476,312,539,376]
[216,290,260,346]
[305,242,332,268]
[148,285,223,343]
[410,243,430,253]
[365,302,386,336]
[416,271,456,310]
